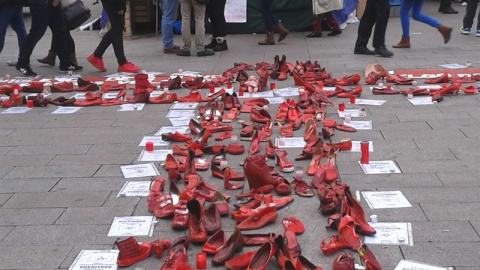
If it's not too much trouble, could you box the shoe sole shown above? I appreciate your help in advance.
[15,68,36,77]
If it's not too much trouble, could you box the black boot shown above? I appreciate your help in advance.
[205,38,218,49]
[213,40,228,52]
[37,50,56,66]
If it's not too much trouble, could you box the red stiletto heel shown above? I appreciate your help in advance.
[365,70,388,85]
[307,147,323,176]
[274,149,294,173]
[116,88,126,101]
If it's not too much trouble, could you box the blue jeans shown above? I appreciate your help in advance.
[0,5,27,55]
[161,0,179,49]
[261,0,278,31]
[400,0,440,37]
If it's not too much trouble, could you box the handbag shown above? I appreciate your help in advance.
[62,0,91,30]
[196,0,209,5]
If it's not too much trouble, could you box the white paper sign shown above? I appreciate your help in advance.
[138,149,173,162]
[353,99,386,106]
[362,191,412,209]
[138,136,170,147]
[68,250,119,270]
[0,95,8,101]
[237,91,275,99]
[275,137,306,148]
[408,96,434,106]
[107,216,155,237]
[51,106,82,114]
[364,222,413,246]
[1,107,31,114]
[149,90,163,98]
[70,93,86,100]
[439,63,466,69]
[265,97,285,104]
[358,160,402,174]
[166,109,195,118]
[117,181,151,197]
[323,86,337,91]
[117,103,145,111]
[120,163,159,178]
[102,92,120,99]
[274,87,299,97]
[343,120,372,130]
[225,0,247,23]
[338,109,367,118]
[170,102,198,109]
[349,141,373,152]
[169,118,192,126]
[417,85,442,89]
[394,260,452,270]
[155,126,189,135]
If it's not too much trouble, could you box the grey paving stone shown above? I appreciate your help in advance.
[3,191,110,208]
[0,155,54,167]
[59,244,114,269]
[436,172,480,187]
[11,127,85,138]
[5,164,100,179]
[51,133,127,144]
[51,177,125,192]
[415,137,480,150]
[82,126,157,136]
[0,178,59,193]
[364,203,427,222]
[398,111,471,122]
[0,129,14,136]
[0,245,72,269]
[0,134,54,147]
[0,167,13,178]
[381,129,466,140]
[0,146,13,155]
[396,159,480,173]
[87,143,142,155]
[422,203,480,221]
[93,164,125,178]
[459,127,480,139]
[339,148,455,162]
[74,112,144,121]
[343,173,443,190]
[0,226,14,241]
[103,191,142,208]
[0,121,48,129]
[381,187,480,203]
[6,144,92,156]
[410,221,480,242]
[55,206,135,225]
[2,225,112,245]
[401,242,480,266]
[47,153,137,166]
[0,208,65,225]
[43,119,116,128]
[0,194,12,206]
[377,121,432,131]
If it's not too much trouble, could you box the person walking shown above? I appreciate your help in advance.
[461,0,480,36]
[439,0,458,14]
[353,0,393,57]
[307,0,343,38]
[16,0,81,77]
[176,0,214,57]
[205,0,228,51]
[393,0,452,48]
[88,0,140,72]
[0,0,27,66]
[258,0,289,45]
[161,0,181,54]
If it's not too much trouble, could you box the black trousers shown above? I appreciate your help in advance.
[94,1,126,65]
[52,31,75,54]
[18,2,71,68]
[463,0,480,30]
[355,0,390,49]
[206,0,227,38]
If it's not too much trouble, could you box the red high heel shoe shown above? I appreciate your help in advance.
[320,147,339,182]
[249,130,261,155]
[292,71,315,93]
[365,69,388,85]
[336,74,361,86]
[336,85,363,98]
[358,245,383,270]
[307,147,323,176]
[425,72,449,84]
[265,139,278,159]
[303,118,316,142]
[116,88,126,101]
[274,149,294,173]
[278,122,293,137]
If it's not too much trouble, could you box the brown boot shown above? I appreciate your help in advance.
[392,36,411,48]
[69,53,78,66]
[258,32,275,45]
[37,50,56,66]
[275,22,289,42]
[438,25,452,44]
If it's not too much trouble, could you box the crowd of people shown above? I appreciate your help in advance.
[0,0,478,77]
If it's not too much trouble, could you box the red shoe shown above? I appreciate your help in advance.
[274,149,294,173]
[149,92,177,104]
[245,242,275,270]
[303,118,316,141]
[298,255,323,270]
[336,74,361,86]
[152,238,171,258]
[22,81,44,93]
[215,131,232,141]
[332,252,355,270]
[425,72,449,84]
[224,167,244,190]
[212,230,244,265]
[358,245,383,270]
[162,131,192,142]
[160,246,189,270]
[326,138,352,151]
[225,251,256,270]
[336,85,363,98]
[171,200,189,229]
[160,76,182,90]
[249,130,261,156]
[118,61,140,73]
[291,177,315,197]
[177,90,203,103]
[265,139,278,159]
[282,216,305,234]
[227,143,245,155]
[203,229,226,255]
[222,108,239,122]
[115,237,152,266]
[460,85,479,95]
[211,165,244,180]
[250,106,272,123]
[186,199,207,243]
[204,203,222,234]
[278,122,293,137]
[365,70,388,85]
[49,82,73,93]
[338,216,362,250]
[236,203,277,231]
[87,54,106,72]
[320,235,349,255]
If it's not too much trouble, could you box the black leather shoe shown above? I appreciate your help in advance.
[307,32,322,38]
[442,7,458,14]
[354,46,375,55]
[374,46,394,57]
[177,50,191,57]
[327,29,342,36]
[213,41,228,52]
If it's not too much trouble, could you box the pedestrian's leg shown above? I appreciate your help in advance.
[8,6,27,51]
[192,0,206,52]
[49,4,72,69]
[17,3,50,67]
[162,0,179,49]
[355,0,377,48]
[411,0,440,28]
[179,0,192,51]
[372,0,390,48]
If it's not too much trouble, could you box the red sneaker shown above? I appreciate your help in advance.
[87,54,106,72]
[118,61,140,73]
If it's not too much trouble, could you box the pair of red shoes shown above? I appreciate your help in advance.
[223,92,242,110]
[88,54,140,73]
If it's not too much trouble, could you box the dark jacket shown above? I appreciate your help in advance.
[101,0,126,11]
[0,0,29,6]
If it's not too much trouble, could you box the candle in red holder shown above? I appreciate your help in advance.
[360,141,369,164]
[338,103,345,111]
[270,82,276,90]
[196,252,207,269]
[145,141,154,152]
[209,85,215,93]
[227,81,232,88]
[26,99,34,108]
[102,86,108,93]
[350,95,355,104]
[238,87,244,96]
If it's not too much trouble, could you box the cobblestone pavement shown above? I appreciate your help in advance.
[0,1,479,269]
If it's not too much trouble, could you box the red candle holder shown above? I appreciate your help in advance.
[238,87,244,96]
[26,100,34,108]
[338,103,345,111]
[196,252,207,269]
[209,85,215,93]
[360,141,369,164]
[350,95,356,104]
[227,81,232,88]
[270,82,276,90]
[145,141,154,152]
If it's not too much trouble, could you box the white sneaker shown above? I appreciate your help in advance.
[462,2,467,6]
[476,30,480,37]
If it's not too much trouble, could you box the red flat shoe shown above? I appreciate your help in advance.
[22,81,43,93]
[326,138,352,151]
[298,255,323,270]
[162,131,192,142]
[320,235,349,255]
[278,122,293,137]
[425,72,449,84]
[460,85,479,95]
[282,216,305,234]
[273,176,292,195]
[171,200,189,230]
[337,216,362,250]
[332,252,355,270]
[336,73,361,86]
[227,143,245,155]
[164,154,179,170]
[225,251,256,270]
[358,245,383,270]
[149,92,177,104]
[236,203,277,231]
[291,177,315,197]
[152,238,171,258]
[245,242,275,270]
[216,131,232,141]
[337,85,363,98]
[250,105,272,123]
[50,82,74,93]
[212,230,244,265]
[284,230,301,258]
[224,167,244,190]
[203,229,227,255]
[177,90,202,102]
[249,130,261,155]
[204,203,222,234]
[274,149,294,173]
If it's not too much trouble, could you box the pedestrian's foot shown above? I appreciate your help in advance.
[60,65,83,73]
[177,50,191,57]
[354,46,375,55]
[307,32,322,38]
[163,46,181,54]
[7,60,17,66]
[197,50,214,57]
[15,65,37,77]
[442,7,458,14]
[374,46,394,57]
[327,29,342,36]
